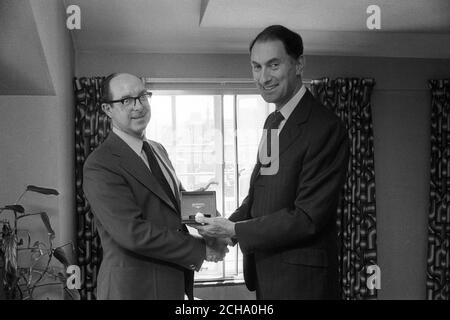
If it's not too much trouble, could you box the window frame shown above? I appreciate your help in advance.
[145,79,270,283]
[144,78,312,284]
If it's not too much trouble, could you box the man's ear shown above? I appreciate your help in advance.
[296,55,305,76]
[101,103,112,117]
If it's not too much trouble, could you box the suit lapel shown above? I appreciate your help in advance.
[278,90,314,158]
[106,132,178,214]
[251,89,314,184]
[148,140,181,211]
[249,162,261,187]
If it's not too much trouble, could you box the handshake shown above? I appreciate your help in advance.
[190,213,237,263]
[203,237,233,263]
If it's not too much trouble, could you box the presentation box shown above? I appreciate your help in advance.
[180,191,217,224]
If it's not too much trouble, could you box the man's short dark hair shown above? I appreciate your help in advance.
[101,73,121,103]
[249,25,303,60]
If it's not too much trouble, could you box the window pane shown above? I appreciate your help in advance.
[236,95,274,199]
[173,95,219,191]
[223,95,238,277]
[146,95,173,145]
[147,94,224,280]
[146,93,274,282]
[235,95,274,276]
[223,95,237,218]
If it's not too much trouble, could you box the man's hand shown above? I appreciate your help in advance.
[193,216,236,238]
[205,237,229,262]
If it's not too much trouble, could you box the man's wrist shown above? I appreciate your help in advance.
[229,222,236,237]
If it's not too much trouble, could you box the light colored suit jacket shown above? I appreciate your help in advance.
[83,131,205,300]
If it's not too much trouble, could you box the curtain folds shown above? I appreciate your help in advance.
[311,78,377,300]
[427,79,450,300]
[74,77,110,300]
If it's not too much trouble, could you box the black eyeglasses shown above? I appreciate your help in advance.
[105,91,152,107]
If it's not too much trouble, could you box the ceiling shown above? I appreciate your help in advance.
[69,0,450,58]
[1,0,449,96]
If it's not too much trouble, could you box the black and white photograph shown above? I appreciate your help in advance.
[1,0,450,310]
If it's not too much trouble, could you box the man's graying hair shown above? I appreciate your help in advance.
[249,25,303,60]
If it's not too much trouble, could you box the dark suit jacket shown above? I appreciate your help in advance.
[83,132,206,300]
[229,90,349,300]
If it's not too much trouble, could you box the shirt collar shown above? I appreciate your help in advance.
[278,84,306,121]
[112,126,145,156]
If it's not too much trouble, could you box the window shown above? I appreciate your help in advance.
[145,80,274,281]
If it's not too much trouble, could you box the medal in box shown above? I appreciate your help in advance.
[180,191,217,224]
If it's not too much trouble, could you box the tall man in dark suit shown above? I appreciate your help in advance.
[194,25,349,299]
[83,73,227,300]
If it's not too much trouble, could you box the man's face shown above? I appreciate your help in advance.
[250,40,303,109]
[102,74,151,138]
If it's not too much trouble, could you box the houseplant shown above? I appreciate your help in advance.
[0,185,78,300]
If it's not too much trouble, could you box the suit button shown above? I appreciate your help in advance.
[189,264,196,270]
[177,228,182,232]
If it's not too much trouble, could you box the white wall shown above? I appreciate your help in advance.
[0,0,75,299]
[76,52,252,78]
[30,0,76,256]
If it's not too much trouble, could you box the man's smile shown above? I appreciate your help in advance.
[261,84,279,92]
[130,112,147,120]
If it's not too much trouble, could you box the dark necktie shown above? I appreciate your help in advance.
[142,141,179,210]
[248,110,285,199]
[259,110,285,166]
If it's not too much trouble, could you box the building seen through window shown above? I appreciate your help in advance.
[146,91,274,281]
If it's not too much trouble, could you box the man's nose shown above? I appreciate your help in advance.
[259,68,272,84]
[132,99,145,111]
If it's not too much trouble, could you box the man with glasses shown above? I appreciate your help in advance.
[83,73,228,300]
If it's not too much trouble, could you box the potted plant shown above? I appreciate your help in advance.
[0,185,79,300]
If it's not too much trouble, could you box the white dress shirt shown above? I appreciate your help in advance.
[277,84,306,133]
[112,126,178,196]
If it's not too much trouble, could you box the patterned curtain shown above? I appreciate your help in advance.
[74,77,110,300]
[311,78,377,300]
[427,79,450,300]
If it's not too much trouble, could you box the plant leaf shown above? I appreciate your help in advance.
[3,232,18,273]
[39,212,55,240]
[3,205,25,213]
[26,185,59,196]
[53,247,70,268]
[57,271,67,282]
[31,241,44,258]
